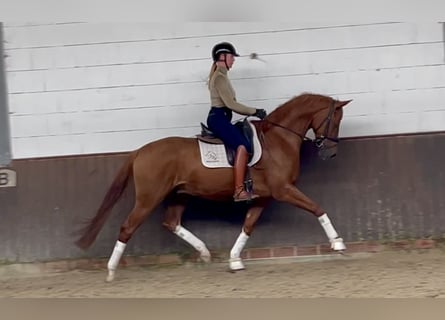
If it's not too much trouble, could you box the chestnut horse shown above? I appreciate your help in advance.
[75,93,352,282]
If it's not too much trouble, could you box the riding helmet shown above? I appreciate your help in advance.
[211,42,240,62]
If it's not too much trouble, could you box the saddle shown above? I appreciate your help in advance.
[196,119,255,166]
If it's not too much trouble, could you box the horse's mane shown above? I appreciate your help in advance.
[269,93,334,119]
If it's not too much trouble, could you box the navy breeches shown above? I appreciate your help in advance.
[206,107,252,154]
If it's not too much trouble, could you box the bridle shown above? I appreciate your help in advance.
[312,100,339,148]
[261,100,339,149]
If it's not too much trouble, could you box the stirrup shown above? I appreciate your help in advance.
[233,188,259,202]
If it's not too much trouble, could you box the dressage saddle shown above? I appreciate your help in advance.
[196,118,255,166]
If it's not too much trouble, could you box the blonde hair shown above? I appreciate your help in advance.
[207,63,217,89]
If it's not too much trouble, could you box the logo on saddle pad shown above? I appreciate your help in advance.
[197,120,263,168]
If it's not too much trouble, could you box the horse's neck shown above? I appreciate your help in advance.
[257,119,305,179]
[269,109,312,141]
[266,123,304,152]
[258,107,315,180]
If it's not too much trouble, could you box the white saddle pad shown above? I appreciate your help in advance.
[198,120,263,168]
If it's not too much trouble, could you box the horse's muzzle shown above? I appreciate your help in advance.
[318,144,338,160]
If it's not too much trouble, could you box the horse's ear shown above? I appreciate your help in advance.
[336,99,352,108]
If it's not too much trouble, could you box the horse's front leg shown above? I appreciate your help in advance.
[229,199,269,271]
[272,184,346,251]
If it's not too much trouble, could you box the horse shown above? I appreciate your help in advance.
[75,93,352,282]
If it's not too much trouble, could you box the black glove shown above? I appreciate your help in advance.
[254,108,267,120]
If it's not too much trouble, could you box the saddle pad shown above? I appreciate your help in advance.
[198,120,262,168]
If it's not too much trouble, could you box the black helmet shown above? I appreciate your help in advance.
[211,42,240,62]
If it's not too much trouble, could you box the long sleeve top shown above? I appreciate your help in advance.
[208,65,256,116]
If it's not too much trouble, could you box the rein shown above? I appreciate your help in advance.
[260,100,338,148]
[262,119,309,142]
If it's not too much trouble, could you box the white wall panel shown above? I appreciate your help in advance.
[8,22,440,50]
[7,42,444,95]
[5,23,442,72]
[386,87,445,112]
[11,126,201,159]
[3,22,445,159]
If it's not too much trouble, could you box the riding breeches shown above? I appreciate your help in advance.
[206,107,252,154]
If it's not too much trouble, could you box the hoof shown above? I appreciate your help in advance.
[331,238,346,251]
[229,258,245,271]
[106,270,115,282]
[200,253,211,263]
[338,250,350,257]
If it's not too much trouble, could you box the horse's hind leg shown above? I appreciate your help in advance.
[106,196,162,282]
[162,194,211,263]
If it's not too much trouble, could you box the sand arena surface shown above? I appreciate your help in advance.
[1,249,445,298]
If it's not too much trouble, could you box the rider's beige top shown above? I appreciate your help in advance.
[209,65,256,116]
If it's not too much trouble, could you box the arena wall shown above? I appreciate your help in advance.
[1,22,444,262]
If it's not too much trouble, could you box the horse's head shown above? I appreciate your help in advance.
[310,98,352,160]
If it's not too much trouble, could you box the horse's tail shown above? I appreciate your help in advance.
[74,151,137,250]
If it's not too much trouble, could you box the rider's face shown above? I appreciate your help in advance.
[219,53,235,69]
[222,53,235,69]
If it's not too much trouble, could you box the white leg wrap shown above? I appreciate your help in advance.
[318,213,339,240]
[318,213,346,251]
[230,230,249,259]
[106,240,126,281]
[174,225,211,262]
[229,230,249,271]
[107,240,126,271]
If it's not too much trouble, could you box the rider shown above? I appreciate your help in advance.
[206,41,267,202]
